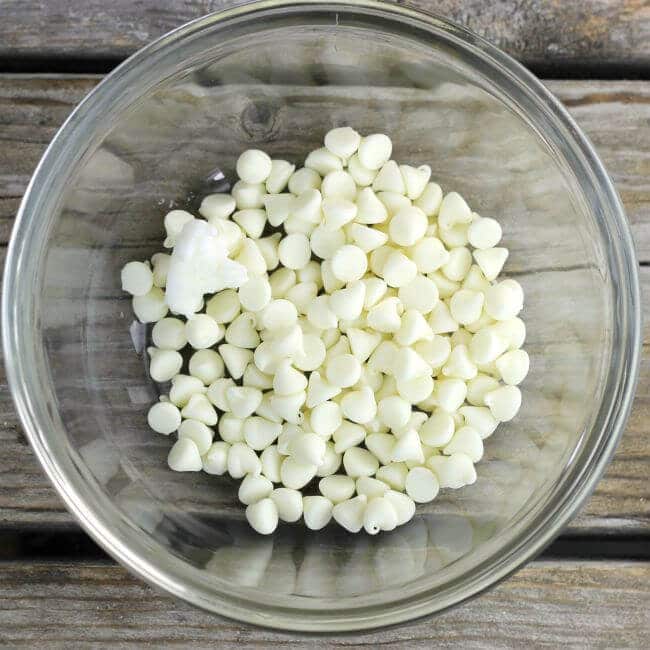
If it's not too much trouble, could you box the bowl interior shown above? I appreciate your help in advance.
[8,2,628,630]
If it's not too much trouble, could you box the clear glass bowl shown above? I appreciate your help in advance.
[2,0,640,632]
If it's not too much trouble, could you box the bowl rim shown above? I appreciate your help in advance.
[2,0,641,632]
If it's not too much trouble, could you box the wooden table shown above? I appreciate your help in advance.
[1,1,649,646]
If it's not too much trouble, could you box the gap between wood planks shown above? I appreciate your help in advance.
[0,57,650,81]
[0,527,649,564]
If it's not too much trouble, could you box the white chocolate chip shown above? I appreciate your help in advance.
[303,495,334,530]
[358,134,392,170]
[236,149,272,184]
[373,160,406,194]
[147,401,181,435]
[280,457,317,490]
[319,474,356,503]
[245,498,278,534]
[343,447,380,478]
[443,425,484,462]
[340,386,377,424]
[121,261,153,296]
[168,438,202,472]
[202,441,230,475]
[271,487,304,522]
[324,126,361,159]
[331,245,368,282]
[148,348,183,382]
[172,374,207,407]
[484,385,522,421]
[332,495,368,532]
[382,251,418,287]
[321,170,357,201]
[496,349,530,385]
[238,473,274,505]
[228,442,262,478]
[405,467,439,503]
[474,247,509,281]
[199,193,236,221]
[468,217,502,249]
[363,496,398,534]
[389,206,428,247]
[428,453,476,489]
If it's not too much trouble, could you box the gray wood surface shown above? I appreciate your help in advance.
[0,560,647,646]
[2,3,649,642]
[1,1,649,68]
[1,75,648,534]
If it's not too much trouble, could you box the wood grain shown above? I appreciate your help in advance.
[1,1,649,70]
[1,75,649,533]
[4,76,648,257]
[0,560,647,646]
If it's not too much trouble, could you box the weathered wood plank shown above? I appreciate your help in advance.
[1,77,648,259]
[0,76,648,534]
[1,1,649,69]
[0,560,647,646]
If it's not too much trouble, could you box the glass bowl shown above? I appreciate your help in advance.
[2,0,640,632]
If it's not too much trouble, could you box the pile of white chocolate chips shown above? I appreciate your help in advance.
[121,128,528,535]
